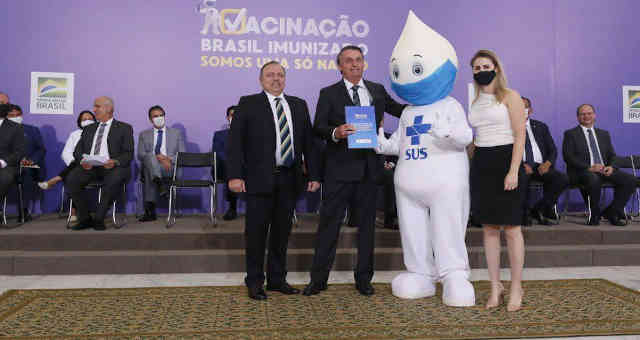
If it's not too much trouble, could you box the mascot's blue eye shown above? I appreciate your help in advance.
[392,65,400,79]
[412,62,423,76]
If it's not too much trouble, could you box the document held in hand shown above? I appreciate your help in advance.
[81,154,109,166]
[345,105,377,149]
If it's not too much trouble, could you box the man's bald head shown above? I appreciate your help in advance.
[93,96,115,122]
[0,92,9,105]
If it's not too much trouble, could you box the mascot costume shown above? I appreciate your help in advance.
[377,10,475,306]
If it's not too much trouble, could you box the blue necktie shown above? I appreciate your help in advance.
[155,130,163,155]
[524,130,535,166]
[587,129,602,164]
[275,98,293,167]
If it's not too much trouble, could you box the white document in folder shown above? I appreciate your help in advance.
[81,154,109,166]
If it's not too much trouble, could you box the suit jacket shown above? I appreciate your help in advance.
[313,79,405,182]
[212,128,229,180]
[137,126,186,164]
[74,119,134,169]
[226,91,320,195]
[0,119,25,167]
[527,119,557,167]
[23,124,46,165]
[562,125,616,178]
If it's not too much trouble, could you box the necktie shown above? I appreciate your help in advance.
[587,129,602,164]
[93,123,106,155]
[524,130,535,166]
[155,129,163,155]
[351,85,361,106]
[275,98,293,167]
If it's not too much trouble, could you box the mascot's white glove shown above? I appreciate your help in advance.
[428,112,452,139]
[376,127,400,155]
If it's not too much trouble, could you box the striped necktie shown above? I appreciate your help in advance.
[587,129,603,164]
[275,97,293,167]
[93,123,106,155]
[351,85,361,106]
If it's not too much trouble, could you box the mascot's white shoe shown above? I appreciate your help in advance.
[442,272,475,307]
[391,272,436,299]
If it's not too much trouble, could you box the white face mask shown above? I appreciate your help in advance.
[153,116,165,128]
[524,108,530,117]
[228,117,232,125]
[8,116,23,124]
[80,120,95,128]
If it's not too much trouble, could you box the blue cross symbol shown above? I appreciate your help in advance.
[406,115,431,145]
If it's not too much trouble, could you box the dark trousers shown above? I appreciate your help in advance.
[571,169,636,218]
[58,161,76,180]
[0,167,17,200]
[244,168,296,287]
[382,168,397,220]
[310,178,377,285]
[521,166,569,213]
[225,183,237,209]
[64,166,129,222]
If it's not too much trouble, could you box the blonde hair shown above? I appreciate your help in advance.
[470,49,509,104]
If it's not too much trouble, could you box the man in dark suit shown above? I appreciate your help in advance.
[303,45,405,296]
[6,104,46,221]
[520,97,568,226]
[212,105,238,221]
[65,96,134,231]
[562,103,636,226]
[0,104,25,225]
[227,61,321,300]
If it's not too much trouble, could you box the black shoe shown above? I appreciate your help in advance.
[604,207,627,226]
[71,219,93,231]
[138,202,157,222]
[93,222,107,231]
[22,209,33,222]
[266,282,300,295]
[587,216,600,226]
[355,281,375,296]
[223,209,237,221]
[531,207,552,226]
[248,285,267,300]
[542,206,560,225]
[302,281,328,296]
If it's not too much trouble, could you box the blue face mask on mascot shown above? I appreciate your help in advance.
[391,59,457,106]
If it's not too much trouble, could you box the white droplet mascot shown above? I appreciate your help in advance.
[377,10,475,306]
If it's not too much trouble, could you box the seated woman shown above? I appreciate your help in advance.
[38,111,96,220]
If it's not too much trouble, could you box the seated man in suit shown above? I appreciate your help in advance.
[520,97,568,226]
[6,104,46,221]
[212,105,238,221]
[0,104,25,225]
[562,103,636,226]
[65,96,134,230]
[137,105,185,222]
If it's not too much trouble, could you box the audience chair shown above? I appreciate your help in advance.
[167,152,216,228]
[562,181,629,224]
[66,182,127,229]
[528,179,559,222]
[2,166,28,225]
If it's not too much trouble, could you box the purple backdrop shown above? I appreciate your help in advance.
[1,0,638,214]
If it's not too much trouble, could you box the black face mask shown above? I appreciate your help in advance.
[473,70,496,86]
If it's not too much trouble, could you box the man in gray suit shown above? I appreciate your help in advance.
[137,105,186,222]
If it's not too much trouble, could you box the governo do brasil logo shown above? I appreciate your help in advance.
[37,77,68,98]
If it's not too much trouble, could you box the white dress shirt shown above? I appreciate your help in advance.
[523,120,543,164]
[0,119,5,168]
[61,129,83,165]
[332,78,372,142]
[152,126,168,156]
[580,125,603,166]
[90,118,113,159]
[265,92,295,166]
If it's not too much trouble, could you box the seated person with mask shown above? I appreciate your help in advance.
[6,104,45,221]
[137,105,185,222]
[0,104,25,224]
